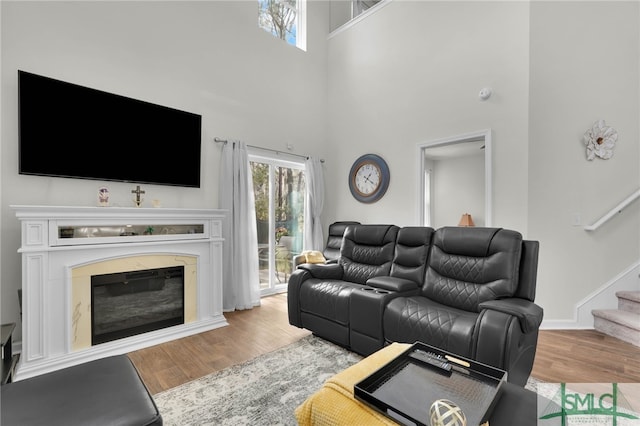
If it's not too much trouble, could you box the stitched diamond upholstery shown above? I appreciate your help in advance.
[349,226,434,355]
[288,224,542,386]
[383,297,476,358]
[339,225,399,284]
[381,227,541,386]
[299,279,366,325]
[289,224,399,347]
[423,227,522,312]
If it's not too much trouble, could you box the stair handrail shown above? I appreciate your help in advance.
[584,187,640,231]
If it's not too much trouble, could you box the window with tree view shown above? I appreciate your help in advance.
[258,0,306,50]
[251,157,306,295]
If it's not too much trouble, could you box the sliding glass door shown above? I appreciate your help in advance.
[250,155,306,296]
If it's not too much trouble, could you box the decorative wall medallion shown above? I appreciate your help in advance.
[583,119,617,161]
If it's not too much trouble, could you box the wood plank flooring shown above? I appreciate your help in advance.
[530,328,640,383]
[128,293,310,394]
[128,294,640,395]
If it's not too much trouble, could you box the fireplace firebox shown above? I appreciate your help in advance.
[91,266,185,345]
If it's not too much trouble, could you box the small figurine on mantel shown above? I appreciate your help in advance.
[132,185,145,207]
[98,187,110,207]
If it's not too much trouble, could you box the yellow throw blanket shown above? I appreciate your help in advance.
[295,342,411,426]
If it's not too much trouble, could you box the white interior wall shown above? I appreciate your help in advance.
[0,1,330,337]
[528,1,640,322]
[330,0,352,31]
[327,1,640,322]
[326,1,530,230]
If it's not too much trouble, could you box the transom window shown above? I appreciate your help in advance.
[258,0,306,51]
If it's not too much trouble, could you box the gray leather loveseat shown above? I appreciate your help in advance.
[288,224,542,386]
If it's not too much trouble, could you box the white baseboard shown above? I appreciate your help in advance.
[540,259,640,330]
[540,319,593,330]
[13,316,228,381]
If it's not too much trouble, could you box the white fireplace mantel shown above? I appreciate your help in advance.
[12,205,228,380]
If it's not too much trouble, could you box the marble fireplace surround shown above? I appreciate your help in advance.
[12,205,228,380]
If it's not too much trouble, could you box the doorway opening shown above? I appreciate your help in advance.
[417,129,492,228]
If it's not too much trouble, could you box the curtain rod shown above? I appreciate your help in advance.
[214,137,324,163]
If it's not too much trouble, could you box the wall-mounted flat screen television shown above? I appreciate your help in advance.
[18,70,202,188]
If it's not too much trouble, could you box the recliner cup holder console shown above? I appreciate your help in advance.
[362,287,390,294]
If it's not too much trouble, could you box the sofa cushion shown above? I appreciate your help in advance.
[383,296,477,358]
[389,226,434,285]
[422,227,523,312]
[339,225,399,284]
[300,279,367,325]
[323,221,361,261]
[302,250,327,264]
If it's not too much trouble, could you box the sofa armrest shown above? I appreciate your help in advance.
[474,300,543,385]
[479,299,544,334]
[366,276,420,292]
[288,269,314,327]
[297,263,343,279]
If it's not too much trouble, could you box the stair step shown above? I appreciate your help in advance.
[592,309,640,347]
[617,291,640,314]
[592,309,640,330]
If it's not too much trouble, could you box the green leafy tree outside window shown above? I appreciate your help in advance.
[252,162,305,224]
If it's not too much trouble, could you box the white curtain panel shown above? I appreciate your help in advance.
[219,141,261,311]
[304,156,325,251]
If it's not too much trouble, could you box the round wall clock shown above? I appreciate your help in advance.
[349,154,390,203]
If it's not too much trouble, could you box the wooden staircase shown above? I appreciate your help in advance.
[592,291,640,347]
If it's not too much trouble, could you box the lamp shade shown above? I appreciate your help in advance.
[458,213,475,227]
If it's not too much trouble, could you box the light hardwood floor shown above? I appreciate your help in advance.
[128,293,640,395]
[128,294,311,394]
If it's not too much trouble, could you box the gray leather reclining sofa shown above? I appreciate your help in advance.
[287,224,543,386]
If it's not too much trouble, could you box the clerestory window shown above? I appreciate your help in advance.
[258,0,306,51]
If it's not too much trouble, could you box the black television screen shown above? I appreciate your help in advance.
[18,70,202,188]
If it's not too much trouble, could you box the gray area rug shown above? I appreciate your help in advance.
[153,335,540,425]
[153,335,362,425]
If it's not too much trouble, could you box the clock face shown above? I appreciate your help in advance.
[349,154,390,203]
[354,162,381,195]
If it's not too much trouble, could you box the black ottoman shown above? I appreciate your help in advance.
[1,355,162,426]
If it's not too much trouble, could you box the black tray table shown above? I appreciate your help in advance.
[354,342,507,426]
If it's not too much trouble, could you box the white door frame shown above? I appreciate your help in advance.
[416,129,492,227]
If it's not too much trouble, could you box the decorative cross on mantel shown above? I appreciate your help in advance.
[131,185,145,207]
